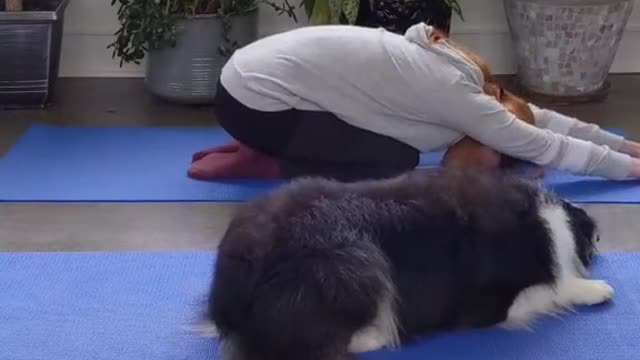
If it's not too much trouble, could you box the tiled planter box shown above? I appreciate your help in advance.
[504,0,634,102]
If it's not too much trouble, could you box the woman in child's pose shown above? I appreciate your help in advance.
[189,23,640,181]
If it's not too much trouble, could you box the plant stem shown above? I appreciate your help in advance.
[192,0,199,15]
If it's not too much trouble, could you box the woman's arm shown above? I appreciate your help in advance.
[528,103,625,150]
[435,85,636,180]
[529,103,640,159]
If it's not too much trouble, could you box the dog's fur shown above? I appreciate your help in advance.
[205,167,612,360]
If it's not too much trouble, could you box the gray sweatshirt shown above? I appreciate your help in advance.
[220,23,632,179]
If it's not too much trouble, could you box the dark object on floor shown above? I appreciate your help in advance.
[0,0,69,109]
[208,168,607,359]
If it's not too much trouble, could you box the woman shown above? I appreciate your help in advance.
[189,23,640,181]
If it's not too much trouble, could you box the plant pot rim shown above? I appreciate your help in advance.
[505,0,631,5]
[180,5,258,20]
[0,0,69,21]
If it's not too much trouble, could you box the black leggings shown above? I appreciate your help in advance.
[214,82,420,181]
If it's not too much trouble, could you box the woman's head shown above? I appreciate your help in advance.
[442,89,538,171]
[430,28,541,174]
[442,83,539,172]
[427,28,494,84]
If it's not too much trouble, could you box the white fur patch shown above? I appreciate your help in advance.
[191,319,220,338]
[541,203,579,279]
[503,283,560,329]
[556,278,614,306]
[348,291,400,353]
[503,201,614,328]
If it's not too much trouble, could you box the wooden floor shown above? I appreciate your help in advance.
[1,76,640,252]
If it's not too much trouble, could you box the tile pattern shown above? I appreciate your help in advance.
[505,0,634,96]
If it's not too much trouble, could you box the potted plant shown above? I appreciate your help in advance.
[504,0,634,103]
[302,0,462,34]
[0,0,70,109]
[109,0,296,105]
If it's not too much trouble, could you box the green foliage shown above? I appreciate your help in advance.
[108,0,297,65]
[305,0,358,24]
[340,0,359,24]
[109,0,464,66]
[442,0,463,20]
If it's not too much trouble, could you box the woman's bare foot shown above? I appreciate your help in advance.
[191,141,242,162]
[188,144,283,180]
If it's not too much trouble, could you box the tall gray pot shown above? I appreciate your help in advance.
[145,10,257,104]
[504,0,634,101]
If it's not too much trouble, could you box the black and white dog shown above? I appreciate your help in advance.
[205,168,613,360]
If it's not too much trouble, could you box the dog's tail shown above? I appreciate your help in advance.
[208,233,397,360]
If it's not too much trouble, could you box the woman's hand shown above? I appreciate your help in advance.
[621,140,640,159]
[629,158,640,179]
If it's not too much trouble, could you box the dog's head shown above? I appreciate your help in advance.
[562,201,600,271]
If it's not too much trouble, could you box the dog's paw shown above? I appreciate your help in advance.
[576,280,614,305]
[563,279,614,306]
[348,328,389,353]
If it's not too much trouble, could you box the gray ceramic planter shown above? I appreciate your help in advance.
[145,10,257,105]
[504,0,634,102]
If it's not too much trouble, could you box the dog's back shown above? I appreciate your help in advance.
[209,178,399,360]
[208,168,559,360]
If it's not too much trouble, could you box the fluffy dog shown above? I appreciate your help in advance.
[205,167,612,360]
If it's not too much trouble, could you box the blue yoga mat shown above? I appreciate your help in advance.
[0,124,639,202]
[0,251,638,360]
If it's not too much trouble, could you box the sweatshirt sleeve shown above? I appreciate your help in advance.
[529,103,625,151]
[434,82,633,180]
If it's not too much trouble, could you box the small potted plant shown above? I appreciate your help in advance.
[0,0,70,109]
[109,0,296,105]
[504,0,634,103]
[302,0,462,33]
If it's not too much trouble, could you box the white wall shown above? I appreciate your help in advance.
[59,0,640,77]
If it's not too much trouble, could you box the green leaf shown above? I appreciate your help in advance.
[302,0,315,18]
[341,0,358,24]
[442,0,463,20]
[309,0,331,24]
[108,0,297,66]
